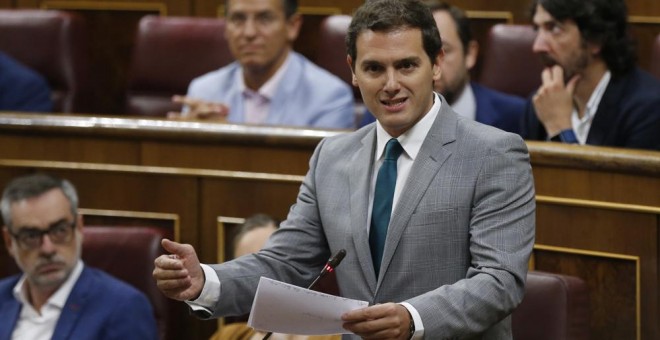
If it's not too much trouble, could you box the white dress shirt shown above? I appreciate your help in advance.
[571,71,611,144]
[239,53,291,124]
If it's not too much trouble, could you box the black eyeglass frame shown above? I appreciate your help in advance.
[7,220,77,250]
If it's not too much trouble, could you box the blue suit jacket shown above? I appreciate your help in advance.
[0,51,52,112]
[187,51,355,129]
[520,68,660,150]
[0,266,157,340]
[359,82,525,134]
[471,82,525,134]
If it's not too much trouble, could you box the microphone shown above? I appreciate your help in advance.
[262,249,347,340]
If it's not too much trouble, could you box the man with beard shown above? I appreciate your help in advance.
[0,174,157,340]
[168,0,355,130]
[521,0,660,150]
[360,1,526,134]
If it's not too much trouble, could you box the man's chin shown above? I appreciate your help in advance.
[32,269,68,288]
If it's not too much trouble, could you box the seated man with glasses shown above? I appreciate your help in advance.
[0,173,157,340]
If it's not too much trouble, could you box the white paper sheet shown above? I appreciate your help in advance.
[247,277,369,335]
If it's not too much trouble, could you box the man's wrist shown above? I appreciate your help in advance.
[406,309,415,340]
[549,129,578,144]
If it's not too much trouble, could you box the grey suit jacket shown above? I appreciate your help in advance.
[212,97,536,339]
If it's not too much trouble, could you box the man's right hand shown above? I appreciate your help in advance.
[532,65,580,137]
[153,239,205,301]
[167,95,230,120]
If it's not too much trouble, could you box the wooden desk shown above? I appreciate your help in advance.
[0,112,343,175]
[1,112,659,339]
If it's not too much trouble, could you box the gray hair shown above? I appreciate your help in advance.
[1,173,78,230]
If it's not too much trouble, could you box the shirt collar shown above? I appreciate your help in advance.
[375,92,441,161]
[13,260,84,310]
[238,51,292,101]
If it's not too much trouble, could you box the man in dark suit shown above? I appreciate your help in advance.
[0,174,157,340]
[154,1,535,338]
[521,0,660,150]
[360,1,526,134]
[0,51,52,112]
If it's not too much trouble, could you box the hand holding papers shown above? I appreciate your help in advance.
[248,277,368,335]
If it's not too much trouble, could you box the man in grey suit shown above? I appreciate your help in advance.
[153,0,535,339]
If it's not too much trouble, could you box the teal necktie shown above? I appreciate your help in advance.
[370,138,403,277]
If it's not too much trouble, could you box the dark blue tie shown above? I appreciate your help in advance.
[370,138,403,277]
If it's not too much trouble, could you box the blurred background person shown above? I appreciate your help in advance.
[0,173,157,340]
[168,0,355,130]
[520,0,660,150]
[210,213,339,340]
[0,51,52,112]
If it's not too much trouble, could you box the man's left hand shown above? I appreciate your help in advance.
[342,303,411,339]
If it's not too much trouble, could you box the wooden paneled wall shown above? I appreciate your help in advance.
[2,0,658,113]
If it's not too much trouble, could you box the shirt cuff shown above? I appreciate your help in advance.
[185,264,221,316]
[549,129,579,144]
[400,302,424,339]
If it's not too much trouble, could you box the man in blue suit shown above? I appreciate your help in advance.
[360,1,526,133]
[168,0,355,129]
[0,174,157,340]
[521,0,660,150]
[0,51,52,112]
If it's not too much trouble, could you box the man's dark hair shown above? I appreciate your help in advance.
[424,0,472,54]
[530,0,635,76]
[1,173,78,230]
[225,0,298,18]
[346,0,442,67]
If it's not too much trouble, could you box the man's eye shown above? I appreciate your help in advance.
[229,15,245,25]
[399,61,417,71]
[364,65,382,73]
[257,14,275,24]
[21,231,40,240]
[52,224,68,234]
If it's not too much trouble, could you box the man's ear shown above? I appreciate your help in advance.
[432,50,444,81]
[465,40,479,71]
[347,55,358,87]
[587,41,602,57]
[2,226,15,258]
[286,13,303,42]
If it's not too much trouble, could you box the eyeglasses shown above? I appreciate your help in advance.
[8,220,76,250]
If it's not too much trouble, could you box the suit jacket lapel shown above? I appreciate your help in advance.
[587,74,624,145]
[349,128,378,294]
[52,267,91,340]
[0,299,21,340]
[377,101,456,289]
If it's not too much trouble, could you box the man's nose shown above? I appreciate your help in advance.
[39,233,58,254]
[243,17,258,37]
[383,69,401,93]
[532,31,549,53]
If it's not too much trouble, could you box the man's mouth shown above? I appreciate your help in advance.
[36,261,63,274]
[381,97,407,110]
[539,53,558,68]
